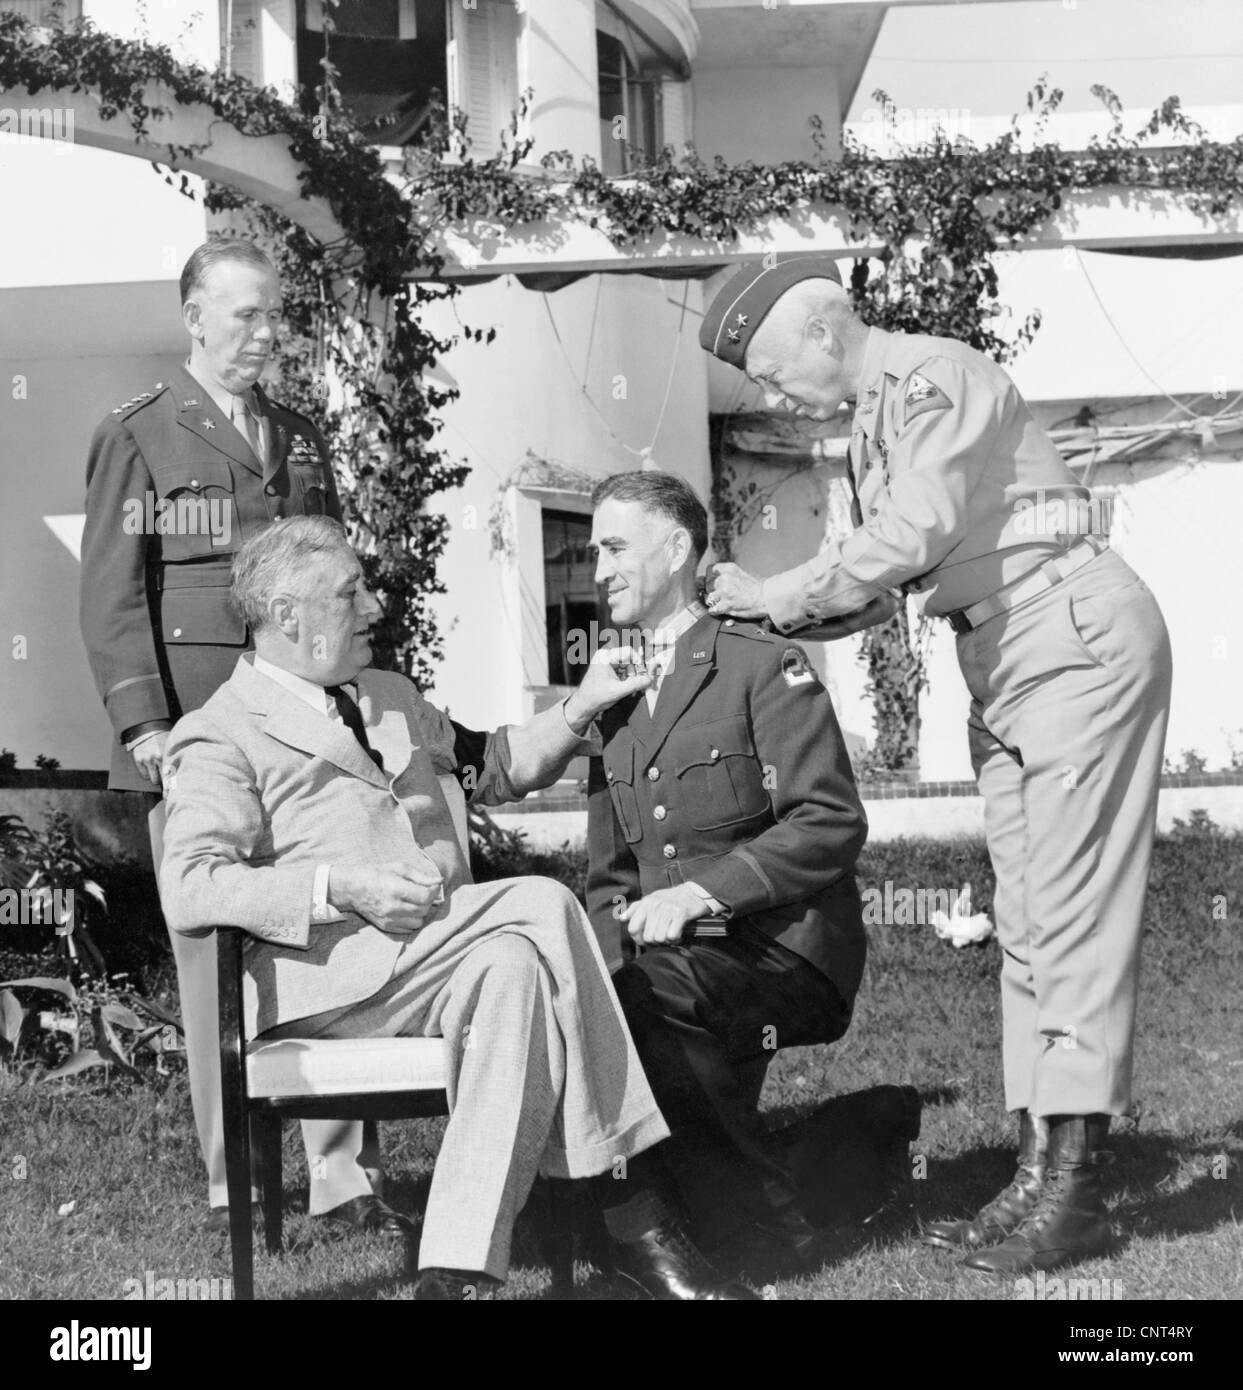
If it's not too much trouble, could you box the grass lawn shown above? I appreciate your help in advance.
[1,822,1240,1301]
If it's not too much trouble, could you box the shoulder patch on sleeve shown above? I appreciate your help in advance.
[903,371,953,424]
[781,647,820,688]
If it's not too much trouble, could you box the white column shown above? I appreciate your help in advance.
[522,0,601,164]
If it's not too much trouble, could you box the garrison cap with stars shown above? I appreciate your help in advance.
[699,255,844,369]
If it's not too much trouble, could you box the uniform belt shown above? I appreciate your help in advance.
[946,536,1108,635]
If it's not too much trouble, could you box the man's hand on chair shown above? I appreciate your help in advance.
[329,864,444,934]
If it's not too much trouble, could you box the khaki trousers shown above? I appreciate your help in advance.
[265,876,669,1281]
[957,549,1172,1117]
[149,803,376,1213]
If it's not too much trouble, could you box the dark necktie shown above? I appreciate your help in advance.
[327,684,384,771]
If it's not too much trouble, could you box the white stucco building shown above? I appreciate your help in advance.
[2,0,1241,793]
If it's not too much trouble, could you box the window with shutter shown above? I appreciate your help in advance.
[448,0,520,162]
[0,1,82,22]
[222,0,263,84]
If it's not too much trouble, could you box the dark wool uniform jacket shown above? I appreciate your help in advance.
[586,612,869,1005]
[79,365,343,791]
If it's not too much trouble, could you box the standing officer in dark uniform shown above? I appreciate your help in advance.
[585,470,874,1265]
[79,239,406,1236]
[698,255,1172,1275]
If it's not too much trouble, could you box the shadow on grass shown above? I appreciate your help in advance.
[1111,1125,1243,1244]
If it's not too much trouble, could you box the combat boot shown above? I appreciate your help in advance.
[922,1110,1048,1252]
[963,1114,1112,1274]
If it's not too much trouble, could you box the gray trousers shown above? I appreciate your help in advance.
[957,548,1172,1117]
[265,876,669,1281]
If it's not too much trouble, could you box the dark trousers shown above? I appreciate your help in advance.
[611,921,851,1246]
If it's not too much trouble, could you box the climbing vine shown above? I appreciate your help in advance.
[4,5,1241,742]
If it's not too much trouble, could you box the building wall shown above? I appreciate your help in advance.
[692,63,842,165]
[421,271,712,727]
[0,291,191,769]
[0,127,206,770]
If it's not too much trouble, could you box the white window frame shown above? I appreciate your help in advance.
[446,0,523,163]
[509,486,596,713]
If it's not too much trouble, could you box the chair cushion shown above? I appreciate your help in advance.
[246,1036,447,1098]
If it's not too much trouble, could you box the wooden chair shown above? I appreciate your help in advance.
[216,775,575,1300]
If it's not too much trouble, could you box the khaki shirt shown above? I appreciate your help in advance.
[763,327,1097,630]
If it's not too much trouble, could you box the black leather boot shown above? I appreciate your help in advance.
[963,1114,1112,1274]
[922,1110,1048,1252]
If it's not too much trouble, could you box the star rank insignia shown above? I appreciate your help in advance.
[903,371,952,423]
[727,327,741,343]
[735,313,748,327]
[202,419,215,429]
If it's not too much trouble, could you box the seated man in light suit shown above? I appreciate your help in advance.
[157,516,756,1300]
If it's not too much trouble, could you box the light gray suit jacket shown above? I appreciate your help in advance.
[158,654,576,1036]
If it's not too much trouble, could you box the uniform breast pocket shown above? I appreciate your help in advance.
[154,463,237,560]
[672,715,771,831]
[603,744,642,844]
[159,584,247,647]
[290,459,330,515]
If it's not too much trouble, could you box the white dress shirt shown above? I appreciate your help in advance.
[642,599,708,712]
[186,359,270,466]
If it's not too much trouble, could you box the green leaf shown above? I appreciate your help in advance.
[0,976,77,1003]
[130,994,183,1031]
[42,1049,111,1081]
[0,989,24,1048]
[100,1003,144,1032]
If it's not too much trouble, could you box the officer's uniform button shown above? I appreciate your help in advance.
[863,461,872,470]
[606,769,615,782]
[724,619,735,626]
[189,478,199,488]
[709,748,720,761]
[653,806,667,821]
[869,507,879,516]
[662,845,677,859]
[172,628,182,638]
[647,767,660,781]
[265,484,277,496]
